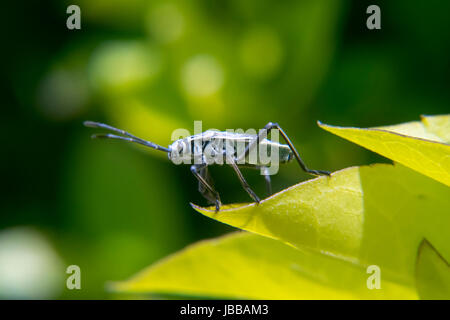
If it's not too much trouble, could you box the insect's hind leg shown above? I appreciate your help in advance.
[226,155,261,204]
[239,122,330,177]
[191,164,222,212]
[261,167,272,196]
[268,122,330,176]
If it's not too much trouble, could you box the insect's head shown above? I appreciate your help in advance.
[167,139,195,164]
[168,140,181,161]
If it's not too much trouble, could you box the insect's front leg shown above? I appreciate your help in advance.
[191,163,222,212]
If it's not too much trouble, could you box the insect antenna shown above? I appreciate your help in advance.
[84,121,170,153]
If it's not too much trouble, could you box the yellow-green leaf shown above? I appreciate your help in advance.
[318,114,450,186]
[114,116,450,299]
[192,164,450,289]
[416,239,450,299]
[112,232,416,299]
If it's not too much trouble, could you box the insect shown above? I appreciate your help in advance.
[84,121,330,211]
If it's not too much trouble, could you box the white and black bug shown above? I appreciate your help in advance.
[84,121,330,211]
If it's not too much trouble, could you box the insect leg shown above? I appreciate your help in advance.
[197,166,217,205]
[191,164,222,212]
[261,166,272,196]
[226,155,261,203]
[267,122,330,176]
[238,122,330,176]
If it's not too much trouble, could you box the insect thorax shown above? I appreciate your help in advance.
[168,131,293,166]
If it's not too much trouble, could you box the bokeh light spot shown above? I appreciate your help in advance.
[0,228,64,299]
[181,54,224,98]
[89,41,161,93]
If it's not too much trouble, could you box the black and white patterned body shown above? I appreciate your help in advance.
[168,130,293,166]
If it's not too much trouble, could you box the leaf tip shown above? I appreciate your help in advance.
[317,120,328,128]
[190,202,199,210]
[317,121,338,132]
[190,202,216,215]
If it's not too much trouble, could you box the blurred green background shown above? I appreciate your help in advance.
[1,0,449,299]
